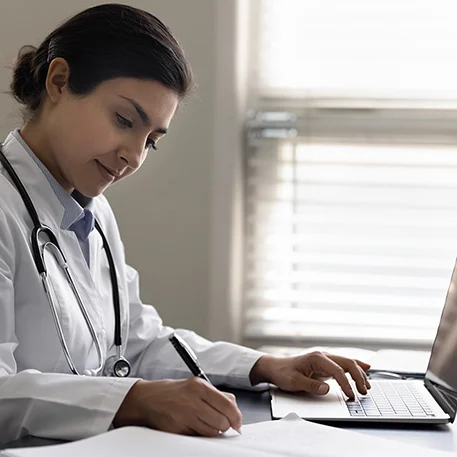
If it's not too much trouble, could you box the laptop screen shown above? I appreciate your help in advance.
[426,259,457,419]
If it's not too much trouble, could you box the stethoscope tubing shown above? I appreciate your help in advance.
[0,144,129,377]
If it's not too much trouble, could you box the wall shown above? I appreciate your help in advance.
[0,0,231,339]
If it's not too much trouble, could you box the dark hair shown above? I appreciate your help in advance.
[10,3,194,121]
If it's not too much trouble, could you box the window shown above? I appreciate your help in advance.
[252,0,457,100]
[243,0,457,348]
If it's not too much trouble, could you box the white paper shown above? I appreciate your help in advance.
[1,414,452,457]
[210,413,453,457]
[369,349,430,376]
[0,426,268,457]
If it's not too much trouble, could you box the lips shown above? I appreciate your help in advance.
[96,160,117,183]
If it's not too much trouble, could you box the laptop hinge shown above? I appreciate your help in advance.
[425,379,457,422]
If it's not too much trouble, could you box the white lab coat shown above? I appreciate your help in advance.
[0,131,265,443]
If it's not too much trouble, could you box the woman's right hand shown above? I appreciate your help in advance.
[113,378,243,436]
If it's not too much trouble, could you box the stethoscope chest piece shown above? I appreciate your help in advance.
[103,353,131,378]
[113,357,131,378]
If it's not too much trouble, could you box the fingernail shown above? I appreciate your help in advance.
[318,384,328,394]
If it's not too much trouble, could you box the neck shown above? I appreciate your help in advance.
[20,122,73,193]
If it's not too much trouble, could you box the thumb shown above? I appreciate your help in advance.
[298,376,329,395]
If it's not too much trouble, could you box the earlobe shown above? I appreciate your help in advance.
[45,57,71,103]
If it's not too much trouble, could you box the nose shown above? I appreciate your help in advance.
[117,141,145,170]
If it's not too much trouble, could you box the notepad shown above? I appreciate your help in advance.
[1,413,451,457]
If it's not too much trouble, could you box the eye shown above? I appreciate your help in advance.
[116,112,158,151]
[146,138,158,151]
[116,113,133,129]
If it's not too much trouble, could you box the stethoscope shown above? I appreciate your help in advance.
[0,145,131,378]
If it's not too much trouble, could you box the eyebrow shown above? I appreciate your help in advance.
[118,95,168,135]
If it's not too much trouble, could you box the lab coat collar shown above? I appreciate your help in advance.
[2,131,66,231]
[11,129,96,233]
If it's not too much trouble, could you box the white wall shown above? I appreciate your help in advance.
[0,0,245,341]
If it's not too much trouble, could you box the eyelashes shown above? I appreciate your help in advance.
[115,113,158,151]
[145,137,158,151]
[116,112,133,129]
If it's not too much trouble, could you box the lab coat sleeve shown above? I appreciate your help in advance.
[123,265,269,390]
[0,209,138,443]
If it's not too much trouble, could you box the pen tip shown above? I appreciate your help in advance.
[236,428,242,435]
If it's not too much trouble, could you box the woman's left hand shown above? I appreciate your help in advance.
[249,352,371,399]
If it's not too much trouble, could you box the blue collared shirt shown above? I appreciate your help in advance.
[13,129,95,267]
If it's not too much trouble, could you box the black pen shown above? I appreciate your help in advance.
[169,332,242,435]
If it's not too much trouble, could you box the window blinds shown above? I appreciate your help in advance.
[244,1,457,346]
[244,136,457,345]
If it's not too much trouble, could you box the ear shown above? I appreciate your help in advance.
[45,57,71,104]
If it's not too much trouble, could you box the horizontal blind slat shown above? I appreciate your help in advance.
[244,140,457,345]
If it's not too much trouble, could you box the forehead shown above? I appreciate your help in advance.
[95,77,179,126]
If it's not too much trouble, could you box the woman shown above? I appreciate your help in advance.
[0,3,370,443]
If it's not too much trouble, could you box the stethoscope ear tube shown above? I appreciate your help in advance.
[0,147,41,227]
[95,220,122,348]
[40,240,105,376]
[0,144,130,378]
[32,225,64,274]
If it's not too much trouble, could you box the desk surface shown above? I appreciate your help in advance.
[2,388,456,453]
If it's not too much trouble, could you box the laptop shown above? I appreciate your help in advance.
[271,260,457,424]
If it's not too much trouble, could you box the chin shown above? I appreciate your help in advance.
[76,183,109,199]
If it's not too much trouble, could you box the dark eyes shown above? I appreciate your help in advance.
[116,113,158,151]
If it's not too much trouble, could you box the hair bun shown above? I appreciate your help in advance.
[10,45,41,108]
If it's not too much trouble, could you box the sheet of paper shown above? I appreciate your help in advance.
[1,414,452,457]
[212,413,453,457]
[0,426,269,457]
[368,349,430,376]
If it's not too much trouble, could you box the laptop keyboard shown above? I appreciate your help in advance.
[346,382,436,418]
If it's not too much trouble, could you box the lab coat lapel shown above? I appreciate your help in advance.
[1,132,111,363]
[1,132,64,227]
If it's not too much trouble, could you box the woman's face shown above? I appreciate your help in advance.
[43,74,179,197]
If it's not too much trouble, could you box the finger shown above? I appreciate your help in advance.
[354,360,371,390]
[198,400,231,433]
[339,359,368,395]
[190,418,221,437]
[355,359,371,371]
[309,354,355,399]
[360,365,371,389]
[202,385,243,430]
[223,392,237,403]
[182,427,198,436]
[327,356,371,394]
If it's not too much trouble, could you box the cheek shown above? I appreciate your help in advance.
[51,102,119,161]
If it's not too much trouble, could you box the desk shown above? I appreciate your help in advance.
[232,388,457,454]
[1,389,456,452]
